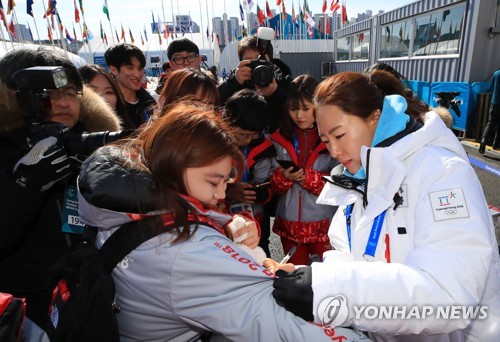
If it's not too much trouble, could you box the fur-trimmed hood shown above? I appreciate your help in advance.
[0,81,122,134]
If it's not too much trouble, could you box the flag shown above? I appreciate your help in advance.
[330,0,340,12]
[104,32,108,45]
[114,28,119,42]
[341,0,348,25]
[129,28,134,43]
[8,16,15,38]
[100,21,103,39]
[257,4,265,26]
[157,14,163,34]
[266,0,272,18]
[299,4,304,22]
[82,22,87,39]
[74,0,80,23]
[73,24,77,41]
[47,25,52,42]
[276,0,281,5]
[78,0,83,15]
[103,0,110,21]
[239,1,244,21]
[121,23,125,42]
[322,0,327,13]
[151,11,156,33]
[245,0,254,12]
[326,16,331,34]
[56,12,63,31]
[27,0,33,16]
[292,1,295,23]
[216,33,220,45]
[143,24,148,41]
[44,0,56,18]
[307,25,313,37]
[282,1,287,20]
[0,0,7,30]
[206,26,209,39]
[65,28,73,43]
[7,0,14,15]
[242,23,247,37]
[164,24,169,38]
[140,32,144,45]
[304,11,315,27]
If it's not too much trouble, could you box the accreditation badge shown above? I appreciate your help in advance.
[61,184,85,234]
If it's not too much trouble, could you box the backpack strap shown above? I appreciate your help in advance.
[98,216,220,273]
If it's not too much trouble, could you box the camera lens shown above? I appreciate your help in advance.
[252,65,273,87]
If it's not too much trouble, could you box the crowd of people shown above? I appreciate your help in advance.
[0,32,498,342]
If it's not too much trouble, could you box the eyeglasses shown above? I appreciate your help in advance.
[47,87,82,102]
[171,54,199,65]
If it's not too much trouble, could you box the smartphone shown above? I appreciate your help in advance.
[248,182,270,202]
[277,160,300,173]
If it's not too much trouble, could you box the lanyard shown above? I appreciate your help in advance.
[292,133,299,156]
[242,147,249,182]
[345,204,387,260]
[142,108,150,122]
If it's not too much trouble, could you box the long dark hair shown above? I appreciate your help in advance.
[78,64,135,128]
[132,102,244,243]
[280,74,319,142]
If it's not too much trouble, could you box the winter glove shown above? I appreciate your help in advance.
[12,136,72,191]
[273,266,314,322]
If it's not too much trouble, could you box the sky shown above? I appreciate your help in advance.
[4,0,415,44]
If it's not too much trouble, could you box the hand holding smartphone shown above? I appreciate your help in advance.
[277,159,300,173]
[248,182,270,203]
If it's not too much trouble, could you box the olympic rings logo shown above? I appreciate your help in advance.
[444,209,457,215]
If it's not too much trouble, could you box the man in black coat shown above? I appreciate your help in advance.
[217,35,292,134]
[0,47,122,328]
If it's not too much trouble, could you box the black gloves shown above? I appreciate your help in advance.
[273,266,314,322]
[12,136,73,191]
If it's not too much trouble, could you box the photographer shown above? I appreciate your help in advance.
[0,47,121,329]
[218,31,292,134]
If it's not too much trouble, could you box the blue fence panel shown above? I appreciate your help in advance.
[408,80,431,104]
[429,82,472,131]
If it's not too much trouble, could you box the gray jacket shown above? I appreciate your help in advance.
[76,145,344,342]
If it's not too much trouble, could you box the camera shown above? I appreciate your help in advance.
[435,91,462,117]
[12,66,130,156]
[248,27,275,87]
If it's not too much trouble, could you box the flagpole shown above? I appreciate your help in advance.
[211,0,218,72]
[104,1,116,45]
[223,0,230,70]
[30,16,42,45]
[170,0,175,38]
[12,9,26,44]
[205,0,213,67]
[198,0,205,51]
[0,22,8,51]
[55,10,69,54]
[77,3,92,61]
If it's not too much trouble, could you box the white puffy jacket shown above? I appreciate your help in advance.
[313,111,500,341]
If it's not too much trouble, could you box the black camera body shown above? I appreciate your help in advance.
[435,91,462,117]
[248,56,274,87]
[247,27,276,87]
[12,66,129,156]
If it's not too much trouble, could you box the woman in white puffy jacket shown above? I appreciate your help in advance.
[272,71,500,341]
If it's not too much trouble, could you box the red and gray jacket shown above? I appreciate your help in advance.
[270,128,339,243]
